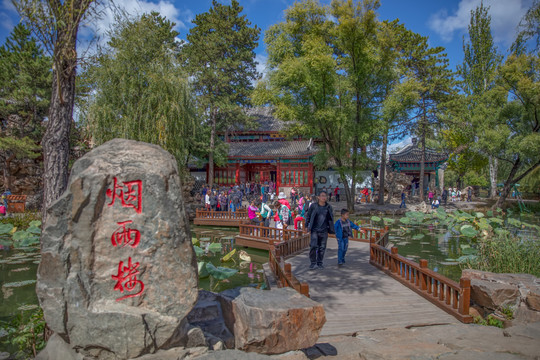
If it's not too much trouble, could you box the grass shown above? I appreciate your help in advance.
[465,233,540,277]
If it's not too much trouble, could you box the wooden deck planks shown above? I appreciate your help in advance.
[286,239,458,336]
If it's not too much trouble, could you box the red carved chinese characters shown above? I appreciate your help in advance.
[111,257,144,302]
[107,177,145,301]
[106,177,143,214]
[111,221,140,248]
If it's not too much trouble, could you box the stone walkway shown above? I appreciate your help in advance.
[286,239,459,336]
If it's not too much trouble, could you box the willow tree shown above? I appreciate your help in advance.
[83,12,198,171]
[14,0,99,211]
[182,0,260,187]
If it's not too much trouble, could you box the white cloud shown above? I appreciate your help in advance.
[387,137,411,155]
[428,0,532,45]
[255,53,268,77]
[1,0,17,32]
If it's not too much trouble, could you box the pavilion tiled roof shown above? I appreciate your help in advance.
[389,142,448,163]
[228,140,316,158]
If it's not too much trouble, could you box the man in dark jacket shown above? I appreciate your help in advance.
[305,191,335,270]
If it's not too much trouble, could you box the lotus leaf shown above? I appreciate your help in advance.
[29,220,42,228]
[457,255,478,263]
[26,226,41,235]
[371,216,382,222]
[12,230,32,241]
[2,279,37,288]
[197,262,209,278]
[460,225,478,238]
[383,218,395,224]
[221,248,236,262]
[460,244,477,255]
[17,237,40,247]
[208,243,222,253]
[193,245,204,257]
[412,234,425,240]
[494,228,510,236]
[0,223,14,234]
[0,238,12,246]
[487,211,493,217]
[399,217,411,225]
[475,212,484,218]
[205,262,238,280]
[192,237,199,245]
[488,217,504,225]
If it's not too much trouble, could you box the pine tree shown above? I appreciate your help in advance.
[0,23,50,190]
[182,0,260,187]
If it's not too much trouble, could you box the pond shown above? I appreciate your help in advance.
[1,211,538,327]
[353,210,540,282]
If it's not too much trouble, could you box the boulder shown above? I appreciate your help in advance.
[469,279,520,310]
[37,139,198,359]
[223,287,326,354]
[462,270,540,315]
[35,334,83,360]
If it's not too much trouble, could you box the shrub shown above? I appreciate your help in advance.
[1,307,46,358]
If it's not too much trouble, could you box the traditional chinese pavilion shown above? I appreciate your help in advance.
[388,138,448,192]
[207,107,317,195]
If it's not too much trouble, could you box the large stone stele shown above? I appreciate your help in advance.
[220,287,326,354]
[37,139,198,359]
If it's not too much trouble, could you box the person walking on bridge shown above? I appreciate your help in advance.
[305,191,335,270]
[334,209,362,266]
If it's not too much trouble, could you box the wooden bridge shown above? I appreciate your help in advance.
[264,227,472,335]
[193,209,249,227]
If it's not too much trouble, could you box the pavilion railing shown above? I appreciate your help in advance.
[369,230,472,323]
[238,223,305,244]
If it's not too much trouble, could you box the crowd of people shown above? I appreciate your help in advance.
[198,184,367,269]
[400,186,474,209]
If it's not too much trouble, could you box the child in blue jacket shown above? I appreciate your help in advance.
[334,209,361,266]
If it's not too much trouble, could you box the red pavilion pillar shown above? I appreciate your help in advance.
[276,161,281,194]
[235,163,240,184]
[308,162,314,194]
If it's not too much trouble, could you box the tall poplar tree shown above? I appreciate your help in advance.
[458,2,501,199]
[182,0,260,187]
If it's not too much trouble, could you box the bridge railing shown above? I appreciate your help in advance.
[269,246,310,297]
[195,209,248,220]
[239,223,305,244]
[369,231,472,323]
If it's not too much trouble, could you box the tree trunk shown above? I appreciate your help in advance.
[494,158,521,209]
[42,30,78,215]
[378,131,388,205]
[3,154,15,190]
[419,129,426,203]
[489,156,498,199]
[208,109,216,188]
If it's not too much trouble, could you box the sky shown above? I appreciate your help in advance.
[0,0,533,75]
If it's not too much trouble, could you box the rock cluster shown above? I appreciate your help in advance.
[37,139,198,359]
[463,269,540,324]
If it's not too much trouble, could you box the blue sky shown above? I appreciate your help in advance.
[0,0,532,74]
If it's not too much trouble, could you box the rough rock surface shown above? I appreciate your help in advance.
[462,270,540,319]
[37,139,198,359]
[221,287,326,354]
[186,290,235,349]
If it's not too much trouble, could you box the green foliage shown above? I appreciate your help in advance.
[465,234,540,277]
[473,314,504,328]
[0,23,51,140]
[0,211,41,229]
[182,0,260,182]
[83,12,199,172]
[0,212,41,248]
[0,306,46,358]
